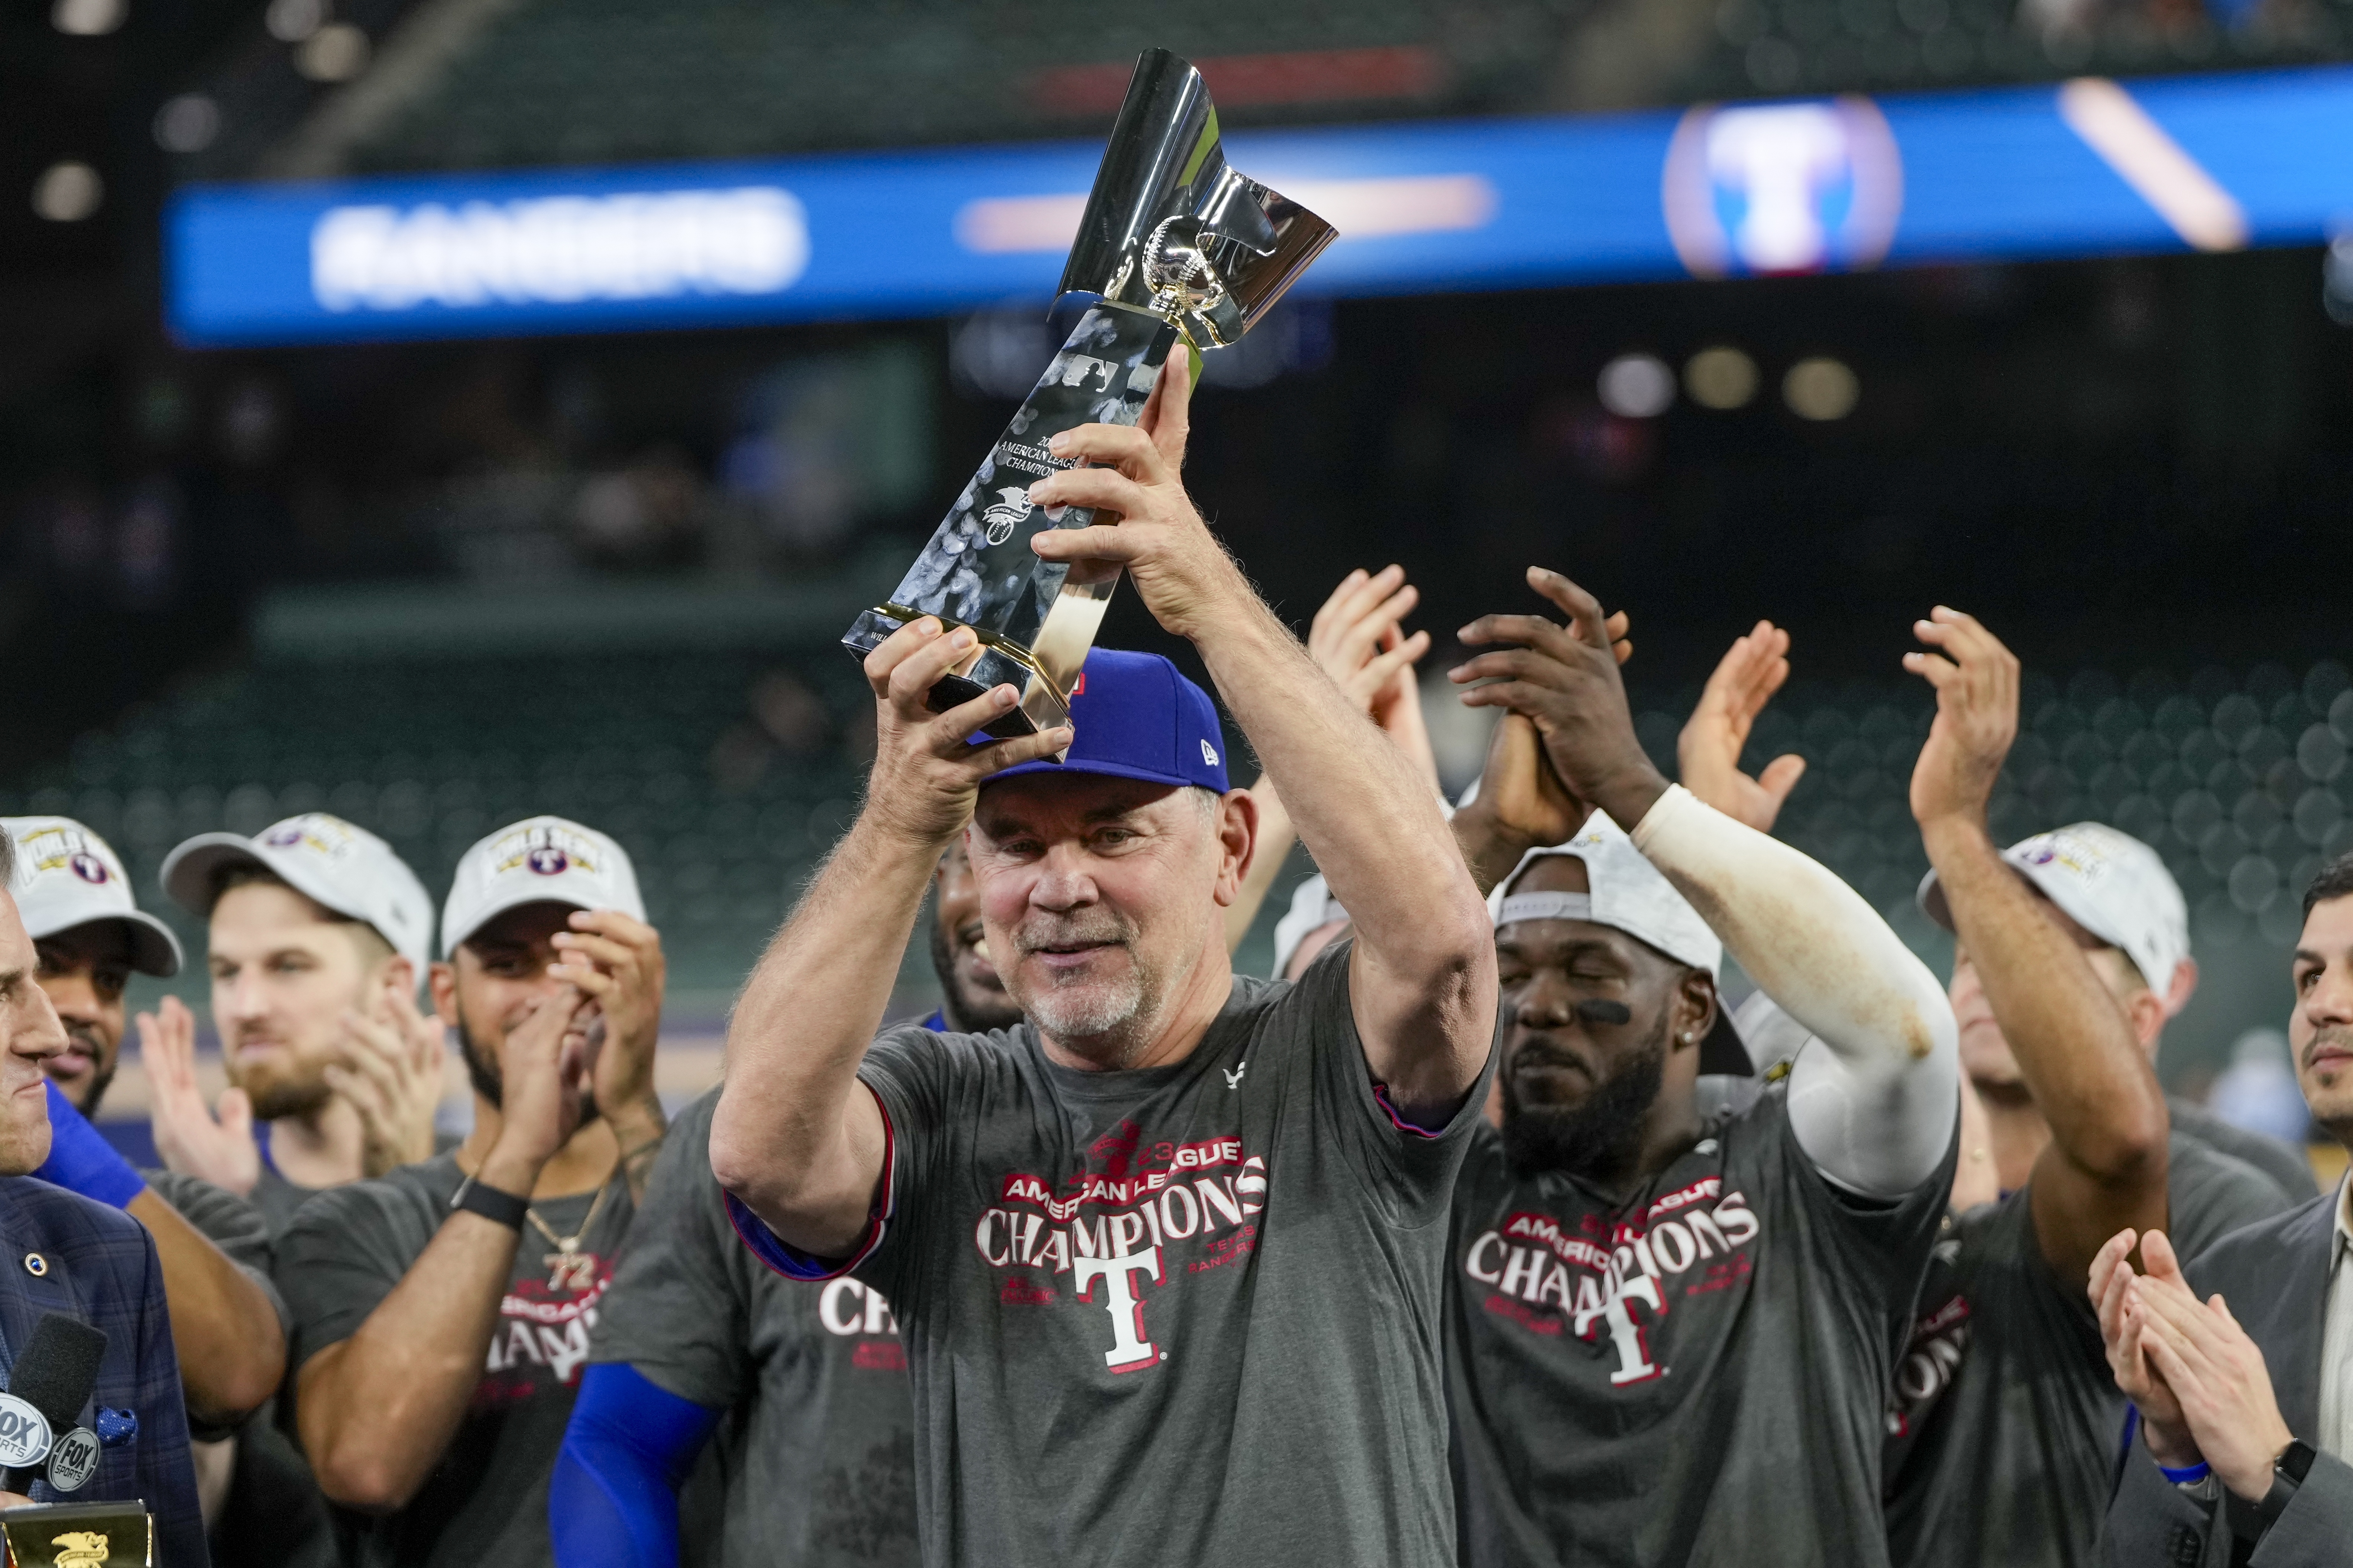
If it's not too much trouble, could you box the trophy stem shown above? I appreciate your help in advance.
[843,303,1177,749]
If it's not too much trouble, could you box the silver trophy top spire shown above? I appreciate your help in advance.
[1057,49,1335,348]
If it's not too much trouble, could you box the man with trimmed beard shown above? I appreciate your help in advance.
[2091,852,2353,1565]
[548,841,1019,1568]
[276,816,668,1568]
[1441,570,1959,1568]
[155,813,447,1235]
[712,354,1495,1566]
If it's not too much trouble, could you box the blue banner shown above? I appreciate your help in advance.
[165,64,2353,346]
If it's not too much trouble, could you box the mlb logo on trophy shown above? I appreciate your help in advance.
[981,486,1032,547]
[1662,97,1903,278]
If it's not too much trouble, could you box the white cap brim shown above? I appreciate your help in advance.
[441,885,607,956]
[160,833,403,963]
[1916,860,2150,985]
[29,909,183,978]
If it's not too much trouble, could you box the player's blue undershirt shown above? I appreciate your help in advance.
[548,1008,947,1566]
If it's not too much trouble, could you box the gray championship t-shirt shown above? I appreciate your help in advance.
[276,1151,634,1568]
[1881,1133,2297,1568]
[148,1168,340,1568]
[592,1089,917,1567]
[732,945,1488,1568]
[1447,1081,1957,1568]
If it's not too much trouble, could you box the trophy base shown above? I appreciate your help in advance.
[843,607,1073,756]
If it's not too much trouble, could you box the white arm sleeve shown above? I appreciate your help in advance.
[1629,785,1958,1198]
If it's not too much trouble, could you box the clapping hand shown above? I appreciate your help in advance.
[549,909,666,1125]
[324,976,446,1179]
[1680,621,1807,833]
[1903,607,2019,832]
[1307,565,1439,790]
[1452,567,1655,830]
[140,996,259,1196]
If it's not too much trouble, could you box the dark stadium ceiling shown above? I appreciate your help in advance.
[156,0,2353,184]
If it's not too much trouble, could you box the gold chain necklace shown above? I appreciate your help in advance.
[523,1173,614,1293]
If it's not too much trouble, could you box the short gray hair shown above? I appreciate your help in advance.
[0,828,13,893]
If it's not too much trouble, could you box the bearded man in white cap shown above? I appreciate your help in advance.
[275,816,668,1568]
[156,812,449,1235]
[1440,568,1960,1568]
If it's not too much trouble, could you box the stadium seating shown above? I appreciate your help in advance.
[6,636,2345,1011]
[1683,0,2353,103]
[0,645,877,1008]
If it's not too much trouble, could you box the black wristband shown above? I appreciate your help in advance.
[448,1175,528,1231]
[2228,1440,2314,1543]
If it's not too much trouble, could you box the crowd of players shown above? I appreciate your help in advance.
[0,353,2344,1565]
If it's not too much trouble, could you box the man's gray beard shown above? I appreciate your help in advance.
[1011,911,1171,1066]
[1024,971,1149,1053]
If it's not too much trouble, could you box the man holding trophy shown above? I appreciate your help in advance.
[713,52,1495,1566]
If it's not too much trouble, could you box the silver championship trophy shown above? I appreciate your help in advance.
[841,48,1337,746]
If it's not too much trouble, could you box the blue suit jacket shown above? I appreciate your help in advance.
[0,1176,206,1565]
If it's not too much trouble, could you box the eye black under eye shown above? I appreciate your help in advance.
[1575,999,1633,1026]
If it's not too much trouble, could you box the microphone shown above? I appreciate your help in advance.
[0,1313,107,1495]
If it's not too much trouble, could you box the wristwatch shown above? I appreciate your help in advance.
[2227,1438,2316,1543]
[447,1173,529,1231]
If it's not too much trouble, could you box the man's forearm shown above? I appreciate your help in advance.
[1921,815,2166,1181]
[298,1213,524,1510]
[1635,786,1953,1076]
[711,814,933,1221]
[129,1190,286,1426]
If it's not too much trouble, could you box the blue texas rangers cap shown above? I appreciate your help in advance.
[987,648,1230,794]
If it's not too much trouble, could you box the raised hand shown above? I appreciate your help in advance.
[1451,567,1661,832]
[139,995,259,1196]
[481,984,596,1189]
[1306,565,1438,788]
[324,978,446,1179]
[1026,354,1250,644]
[551,908,671,1196]
[1903,607,2019,831]
[1680,621,1807,833]
[2125,1233,2296,1500]
[858,618,1075,850]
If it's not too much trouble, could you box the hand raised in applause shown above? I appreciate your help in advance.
[140,996,259,1196]
[1903,607,2019,832]
[324,974,446,1179]
[1679,621,1807,833]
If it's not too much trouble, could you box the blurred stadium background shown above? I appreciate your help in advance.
[9,0,2353,1148]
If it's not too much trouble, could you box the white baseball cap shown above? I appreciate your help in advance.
[3,817,182,977]
[161,813,434,973]
[1917,820,2189,995]
[440,816,644,957]
[1490,812,1750,1074]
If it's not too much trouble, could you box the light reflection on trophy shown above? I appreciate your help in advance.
[842,48,1337,747]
